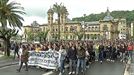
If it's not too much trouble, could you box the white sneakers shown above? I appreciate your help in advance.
[68,72,72,75]
[72,71,75,74]
[69,71,75,75]
[59,72,62,75]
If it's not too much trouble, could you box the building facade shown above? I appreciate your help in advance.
[23,8,127,42]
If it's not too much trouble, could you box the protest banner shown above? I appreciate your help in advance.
[28,50,60,69]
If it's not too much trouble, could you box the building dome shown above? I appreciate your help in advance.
[47,8,54,14]
[103,8,114,21]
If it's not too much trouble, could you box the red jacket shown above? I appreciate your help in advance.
[127,45,133,51]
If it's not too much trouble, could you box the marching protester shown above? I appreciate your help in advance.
[17,45,29,72]
[35,44,41,52]
[59,45,67,75]
[13,43,19,59]
[99,43,104,64]
[120,44,126,62]
[127,42,133,61]
[67,45,77,75]
[76,44,86,75]
[110,44,117,62]
[17,39,133,74]
[94,43,99,61]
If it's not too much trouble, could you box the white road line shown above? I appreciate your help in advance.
[130,73,134,75]
[42,64,69,75]
[42,71,53,75]
[0,65,17,70]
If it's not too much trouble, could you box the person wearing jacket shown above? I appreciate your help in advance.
[99,43,104,64]
[17,45,29,72]
[67,45,77,75]
[76,45,86,75]
[127,42,133,61]
[59,45,67,75]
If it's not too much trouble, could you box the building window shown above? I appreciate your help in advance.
[65,27,68,32]
[70,26,77,32]
[95,26,97,31]
[48,21,50,24]
[44,27,45,31]
[87,34,89,39]
[55,28,58,32]
[103,25,108,31]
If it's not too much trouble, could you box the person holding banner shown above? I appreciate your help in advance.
[59,45,67,75]
[17,45,29,72]
[35,44,41,52]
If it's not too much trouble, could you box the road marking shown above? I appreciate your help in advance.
[130,73,134,74]
[0,65,17,70]
[42,71,53,75]
[42,64,69,75]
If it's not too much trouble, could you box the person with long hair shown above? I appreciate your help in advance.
[59,45,67,75]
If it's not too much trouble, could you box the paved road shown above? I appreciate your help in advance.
[0,65,46,75]
[0,61,125,75]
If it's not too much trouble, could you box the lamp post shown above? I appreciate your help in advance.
[82,21,86,40]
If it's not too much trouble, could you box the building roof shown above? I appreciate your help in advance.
[47,8,54,14]
[40,24,48,26]
[65,22,81,25]
[103,8,114,21]
[84,21,100,26]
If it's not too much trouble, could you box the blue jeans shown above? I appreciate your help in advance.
[69,59,76,72]
[99,51,104,61]
[76,58,85,74]
[60,60,65,74]
[128,51,133,61]
[95,51,99,60]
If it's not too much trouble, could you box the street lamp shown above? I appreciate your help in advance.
[82,21,86,40]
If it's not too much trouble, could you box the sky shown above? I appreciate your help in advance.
[9,0,134,25]
[8,0,134,35]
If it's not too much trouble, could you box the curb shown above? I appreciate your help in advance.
[124,60,131,75]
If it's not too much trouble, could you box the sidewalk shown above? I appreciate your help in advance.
[0,52,19,68]
[130,63,134,75]
[124,52,134,75]
[130,52,134,75]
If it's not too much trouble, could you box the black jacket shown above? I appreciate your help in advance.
[67,47,77,60]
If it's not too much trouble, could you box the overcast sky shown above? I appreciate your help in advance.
[9,0,134,25]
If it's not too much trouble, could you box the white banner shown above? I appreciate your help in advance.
[28,50,60,69]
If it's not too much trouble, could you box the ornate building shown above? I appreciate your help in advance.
[23,7,127,42]
[82,8,127,40]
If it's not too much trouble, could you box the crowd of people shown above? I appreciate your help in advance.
[11,39,134,75]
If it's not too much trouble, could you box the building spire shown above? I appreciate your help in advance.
[106,7,110,16]
[103,7,114,21]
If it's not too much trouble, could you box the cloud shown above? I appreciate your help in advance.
[9,0,134,25]
[25,8,47,18]
[22,16,47,25]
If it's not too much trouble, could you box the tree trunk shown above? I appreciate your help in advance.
[4,39,10,56]
[58,13,60,40]
[39,37,41,43]
[43,38,46,43]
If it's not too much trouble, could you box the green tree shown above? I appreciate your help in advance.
[0,29,18,56]
[27,31,34,42]
[74,32,84,41]
[37,30,49,43]
[72,10,134,25]
[0,0,25,56]
[0,0,25,28]
[53,3,68,40]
